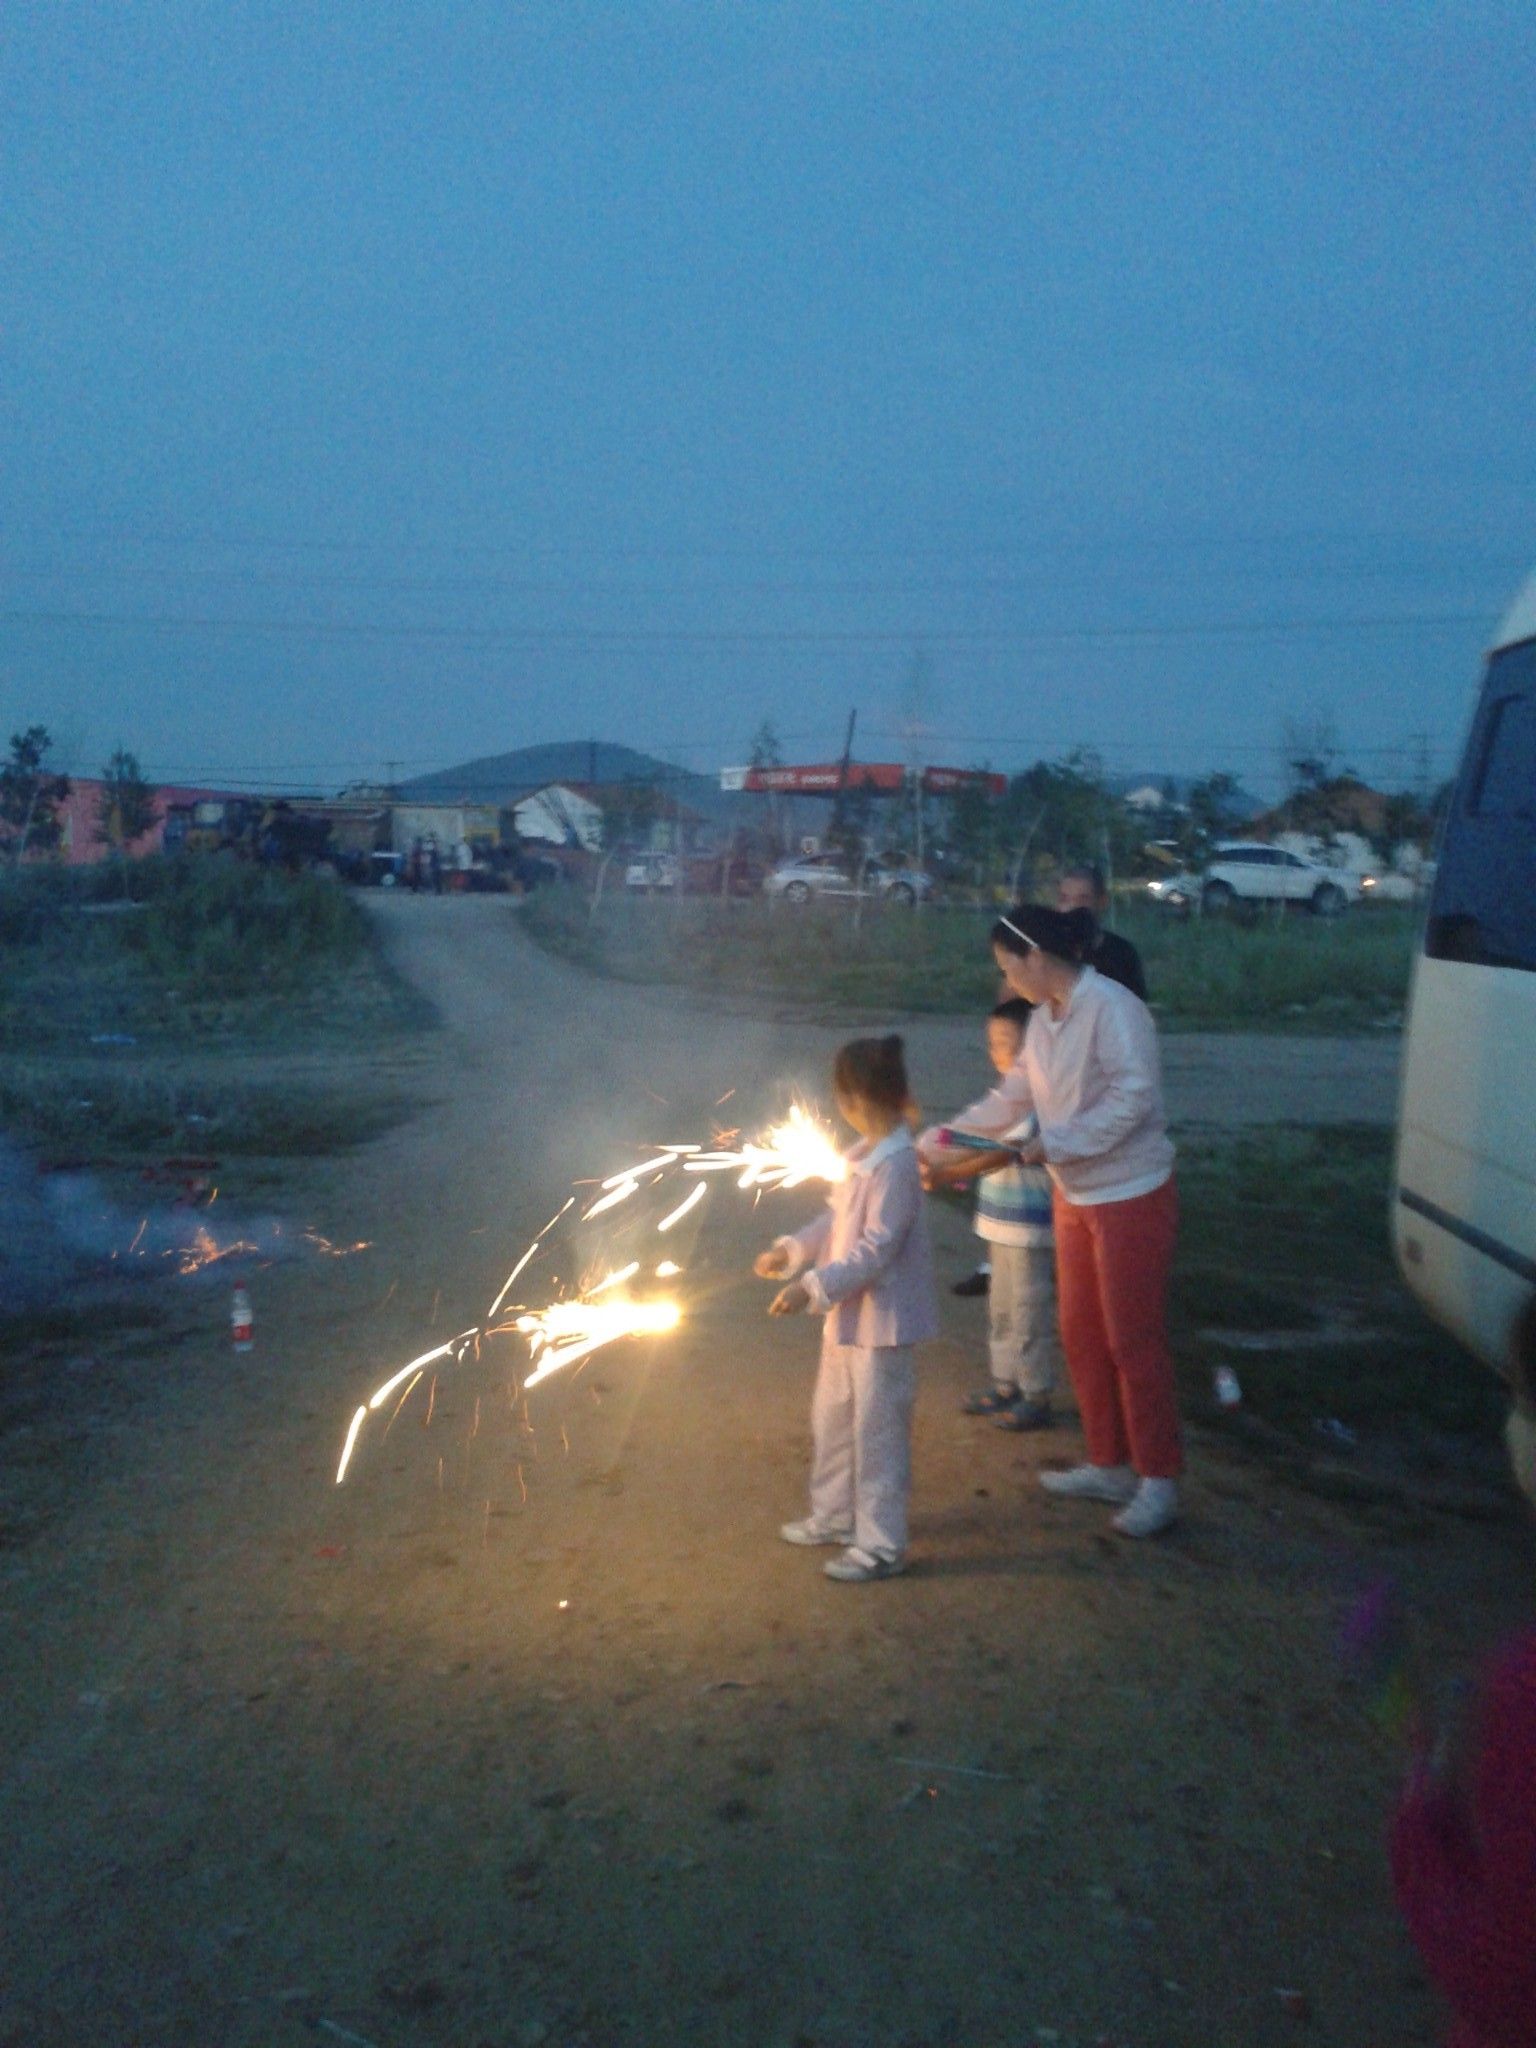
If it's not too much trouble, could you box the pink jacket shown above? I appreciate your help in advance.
[780,1127,940,1350]
[1392,1632,1536,2048]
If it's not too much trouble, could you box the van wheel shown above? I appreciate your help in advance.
[888,882,916,905]
[784,881,811,904]
[1202,880,1234,915]
[1311,882,1346,917]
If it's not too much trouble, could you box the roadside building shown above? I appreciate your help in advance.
[391,802,501,857]
[47,780,248,865]
[510,783,604,852]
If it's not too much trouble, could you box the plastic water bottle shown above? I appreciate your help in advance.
[231,1287,254,1353]
[1213,1365,1242,1410]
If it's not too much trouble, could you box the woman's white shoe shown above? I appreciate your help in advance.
[1039,1463,1137,1504]
[1112,1478,1179,1538]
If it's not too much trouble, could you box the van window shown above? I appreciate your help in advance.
[1425,640,1536,970]
[1469,694,1536,820]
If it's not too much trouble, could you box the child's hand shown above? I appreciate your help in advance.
[920,1156,971,1191]
[754,1245,791,1279]
[769,1281,810,1317]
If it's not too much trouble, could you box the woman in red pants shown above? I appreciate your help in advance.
[922,900,1181,1537]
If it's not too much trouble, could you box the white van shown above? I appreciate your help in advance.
[1393,570,1536,1377]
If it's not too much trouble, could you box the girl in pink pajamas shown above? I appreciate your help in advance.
[755,1035,939,1583]
[1392,1299,1536,2048]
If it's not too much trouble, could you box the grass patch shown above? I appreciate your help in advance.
[522,889,1416,1030]
[1172,1124,1507,1445]
[0,1064,419,1157]
[0,857,425,1048]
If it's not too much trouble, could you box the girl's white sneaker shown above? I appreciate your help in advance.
[780,1518,852,1547]
[824,1546,905,1582]
[1112,1478,1179,1538]
[1039,1463,1137,1504]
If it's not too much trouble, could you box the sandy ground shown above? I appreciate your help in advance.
[1,895,1528,2048]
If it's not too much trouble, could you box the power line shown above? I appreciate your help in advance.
[5,520,1526,569]
[0,606,1494,648]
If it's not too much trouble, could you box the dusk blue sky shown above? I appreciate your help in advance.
[3,2,1532,798]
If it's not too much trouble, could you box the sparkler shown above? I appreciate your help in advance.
[655,1181,708,1233]
[334,1094,845,1486]
[681,1104,848,1191]
[516,1296,682,1389]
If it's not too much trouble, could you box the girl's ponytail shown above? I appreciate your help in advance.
[834,1033,910,1112]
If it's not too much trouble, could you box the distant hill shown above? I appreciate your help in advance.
[400,741,730,814]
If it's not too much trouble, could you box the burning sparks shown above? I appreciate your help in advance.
[682,1104,848,1191]
[516,1296,682,1389]
[176,1227,263,1275]
[655,1181,708,1233]
[334,1092,846,1486]
[587,1261,640,1296]
[336,1405,368,1485]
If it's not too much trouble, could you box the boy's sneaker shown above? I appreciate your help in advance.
[823,1546,905,1583]
[952,1271,990,1298]
[1039,1463,1137,1504]
[1112,1478,1179,1539]
[961,1383,1020,1416]
[780,1518,852,1547]
[993,1396,1054,1433]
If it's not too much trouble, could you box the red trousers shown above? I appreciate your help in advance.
[1053,1176,1182,1479]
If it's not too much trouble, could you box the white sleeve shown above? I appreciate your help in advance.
[943,1058,1035,1141]
[1039,996,1158,1164]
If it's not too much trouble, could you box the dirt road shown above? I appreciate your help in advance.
[1,896,1526,2048]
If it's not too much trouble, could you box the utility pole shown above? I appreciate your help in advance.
[835,708,857,788]
[1411,731,1431,810]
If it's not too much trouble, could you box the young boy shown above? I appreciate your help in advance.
[922,998,1060,1430]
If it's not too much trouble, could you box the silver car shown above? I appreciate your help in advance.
[763,853,935,905]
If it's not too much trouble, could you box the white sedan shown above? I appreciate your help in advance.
[1148,843,1364,917]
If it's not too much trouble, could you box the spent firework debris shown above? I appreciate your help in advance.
[176,1228,264,1275]
[301,1231,373,1258]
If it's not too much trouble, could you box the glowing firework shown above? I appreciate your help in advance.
[656,1181,708,1233]
[516,1296,682,1388]
[683,1104,848,1191]
[487,1196,574,1319]
[601,1155,677,1186]
[175,1227,263,1275]
[336,1404,368,1484]
[587,1260,640,1296]
[582,1178,641,1221]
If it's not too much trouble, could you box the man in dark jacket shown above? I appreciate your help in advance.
[1057,864,1147,1000]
